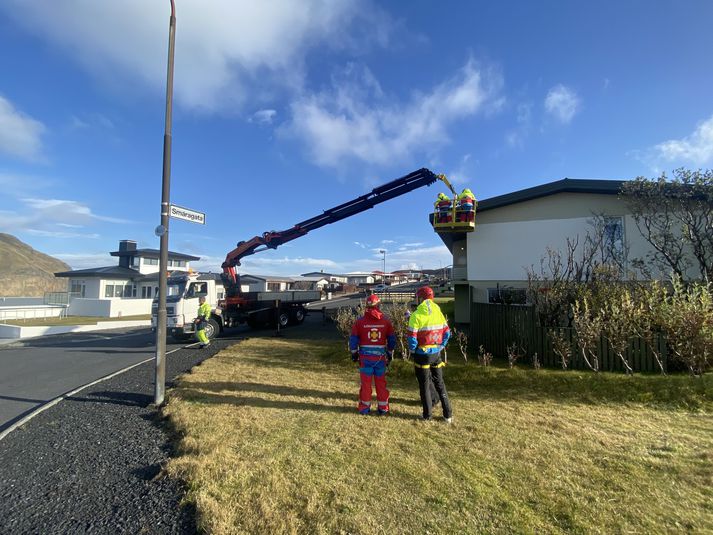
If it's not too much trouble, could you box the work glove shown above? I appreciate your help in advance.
[386,351,393,365]
[351,352,359,363]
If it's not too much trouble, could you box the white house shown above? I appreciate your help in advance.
[301,271,348,284]
[54,240,199,317]
[436,178,675,323]
[345,272,376,286]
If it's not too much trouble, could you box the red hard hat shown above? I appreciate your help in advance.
[416,286,434,300]
[366,294,381,307]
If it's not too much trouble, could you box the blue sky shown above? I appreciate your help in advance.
[1,1,712,276]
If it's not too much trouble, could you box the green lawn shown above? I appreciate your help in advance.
[162,328,713,534]
[2,314,150,326]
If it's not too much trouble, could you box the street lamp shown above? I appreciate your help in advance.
[154,0,177,406]
[379,249,386,284]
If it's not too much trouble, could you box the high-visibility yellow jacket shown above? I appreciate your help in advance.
[197,301,211,320]
[407,299,451,355]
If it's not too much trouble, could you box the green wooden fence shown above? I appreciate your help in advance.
[469,302,668,373]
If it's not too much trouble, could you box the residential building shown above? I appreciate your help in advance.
[435,178,674,323]
[54,240,199,317]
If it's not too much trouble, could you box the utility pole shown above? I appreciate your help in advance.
[379,249,386,284]
[154,0,176,406]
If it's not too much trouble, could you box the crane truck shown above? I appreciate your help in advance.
[153,167,446,341]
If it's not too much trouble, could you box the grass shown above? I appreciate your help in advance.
[163,323,713,534]
[2,314,151,326]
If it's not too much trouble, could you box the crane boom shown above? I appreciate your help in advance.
[222,168,441,286]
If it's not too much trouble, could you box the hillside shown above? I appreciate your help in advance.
[0,233,71,297]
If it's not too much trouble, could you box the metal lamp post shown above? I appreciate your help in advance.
[154,0,176,406]
[379,249,386,284]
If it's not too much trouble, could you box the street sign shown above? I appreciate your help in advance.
[169,204,205,225]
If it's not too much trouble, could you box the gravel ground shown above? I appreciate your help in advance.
[0,337,235,535]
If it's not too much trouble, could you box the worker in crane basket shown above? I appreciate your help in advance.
[434,192,452,223]
[350,294,396,415]
[456,188,476,222]
[194,296,211,349]
[407,286,452,422]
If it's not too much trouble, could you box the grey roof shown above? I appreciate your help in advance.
[55,266,140,278]
[478,178,624,213]
[109,248,200,261]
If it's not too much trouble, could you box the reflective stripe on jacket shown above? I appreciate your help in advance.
[407,299,450,355]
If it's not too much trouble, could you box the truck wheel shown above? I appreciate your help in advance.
[289,307,306,325]
[275,310,290,329]
[205,318,220,339]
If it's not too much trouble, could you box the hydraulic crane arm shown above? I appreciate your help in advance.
[222,168,442,284]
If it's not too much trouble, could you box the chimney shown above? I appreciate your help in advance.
[119,240,137,252]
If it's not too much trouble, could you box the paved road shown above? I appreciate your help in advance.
[0,327,188,432]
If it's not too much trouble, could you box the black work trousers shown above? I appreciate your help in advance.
[413,353,452,420]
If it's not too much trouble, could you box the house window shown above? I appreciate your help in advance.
[70,280,85,297]
[123,284,136,298]
[603,217,624,265]
[142,286,152,298]
[145,258,158,265]
[105,284,114,298]
[267,282,281,291]
[129,256,138,267]
[488,286,527,305]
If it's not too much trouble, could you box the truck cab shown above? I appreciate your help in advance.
[151,273,223,342]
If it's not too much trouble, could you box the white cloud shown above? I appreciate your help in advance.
[505,102,532,148]
[0,197,131,236]
[1,0,387,111]
[243,256,340,268]
[644,114,713,167]
[284,59,504,167]
[446,153,475,186]
[51,252,114,270]
[27,229,100,239]
[249,109,277,125]
[0,95,46,161]
[544,84,580,124]
[69,112,115,131]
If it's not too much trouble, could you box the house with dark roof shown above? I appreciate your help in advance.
[434,178,668,323]
[54,240,199,317]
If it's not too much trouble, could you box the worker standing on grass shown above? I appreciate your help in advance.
[408,286,452,423]
[350,294,396,415]
[194,296,211,349]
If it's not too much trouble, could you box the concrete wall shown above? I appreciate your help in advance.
[0,319,150,339]
[0,305,66,321]
[67,298,152,317]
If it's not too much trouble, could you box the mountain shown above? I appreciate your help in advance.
[0,233,71,297]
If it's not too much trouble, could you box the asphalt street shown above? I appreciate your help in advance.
[0,328,189,433]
